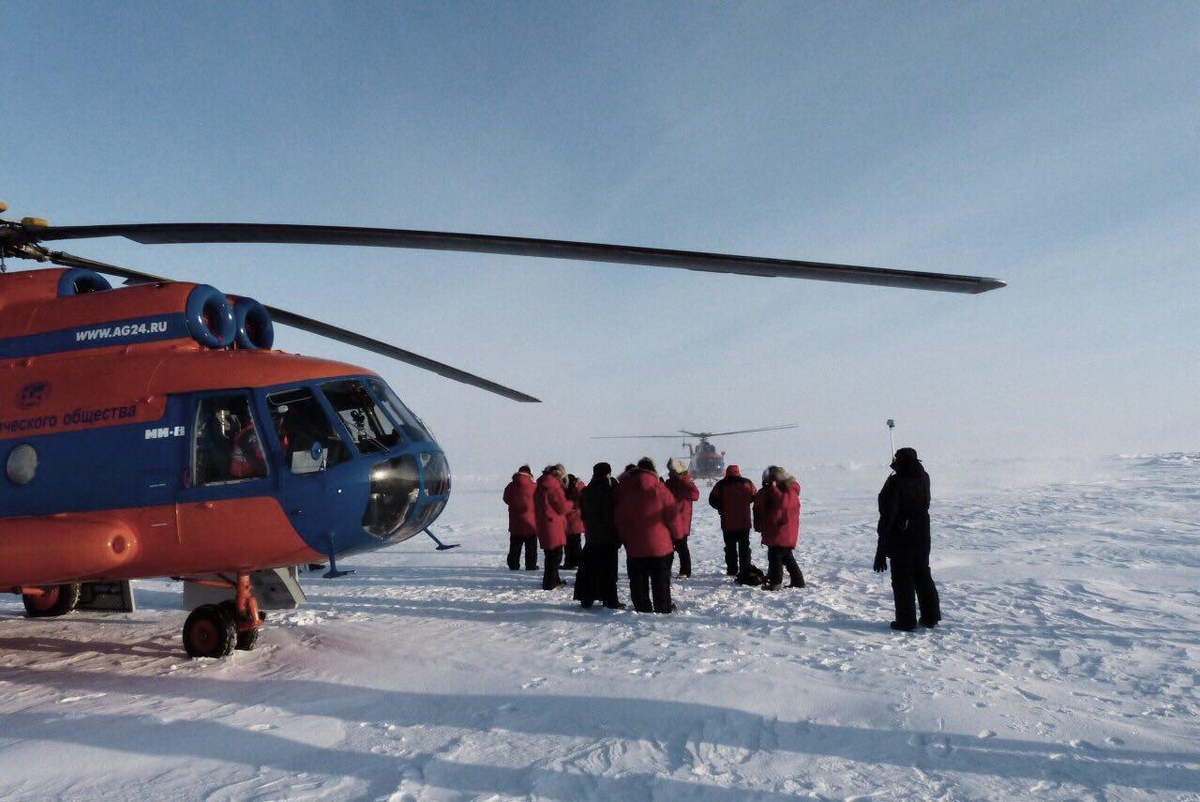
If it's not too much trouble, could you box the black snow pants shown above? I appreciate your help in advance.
[766,546,805,587]
[563,533,583,569]
[723,529,752,575]
[574,542,620,608]
[627,554,673,613]
[889,531,941,626]
[673,537,692,577]
[542,546,564,590]
[507,535,538,570]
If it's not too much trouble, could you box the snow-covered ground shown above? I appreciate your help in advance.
[1,454,1198,801]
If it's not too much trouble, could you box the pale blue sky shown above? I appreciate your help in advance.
[3,2,1197,476]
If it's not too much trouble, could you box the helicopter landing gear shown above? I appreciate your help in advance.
[183,604,236,658]
[22,583,82,617]
[218,600,264,651]
[181,571,263,658]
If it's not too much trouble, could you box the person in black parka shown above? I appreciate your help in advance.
[574,462,625,609]
[874,447,941,631]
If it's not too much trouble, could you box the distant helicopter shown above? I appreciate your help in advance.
[0,203,1003,657]
[596,425,799,482]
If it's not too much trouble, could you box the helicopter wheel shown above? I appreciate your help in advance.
[218,600,264,651]
[183,604,237,658]
[22,583,81,618]
[234,626,260,652]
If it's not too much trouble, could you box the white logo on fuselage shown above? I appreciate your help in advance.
[144,426,186,439]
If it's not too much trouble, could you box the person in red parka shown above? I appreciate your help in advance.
[615,457,679,613]
[502,465,538,571]
[534,464,569,590]
[665,458,700,578]
[708,465,758,576]
[563,473,587,570]
[759,465,805,590]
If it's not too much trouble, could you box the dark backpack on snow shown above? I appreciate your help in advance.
[736,564,766,587]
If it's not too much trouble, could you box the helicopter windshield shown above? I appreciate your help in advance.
[366,378,432,442]
[321,379,402,454]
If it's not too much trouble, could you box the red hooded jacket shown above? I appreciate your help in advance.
[760,480,801,548]
[615,468,679,558]
[534,473,569,550]
[565,477,586,534]
[665,474,700,540]
[502,472,537,538]
[708,466,757,532]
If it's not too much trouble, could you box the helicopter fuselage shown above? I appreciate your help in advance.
[687,440,725,481]
[0,268,449,590]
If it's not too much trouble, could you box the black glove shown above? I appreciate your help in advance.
[873,540,888,573]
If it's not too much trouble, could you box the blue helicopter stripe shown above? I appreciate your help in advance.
[0,313,190,359]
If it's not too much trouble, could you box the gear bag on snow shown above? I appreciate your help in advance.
[736,564,766,586]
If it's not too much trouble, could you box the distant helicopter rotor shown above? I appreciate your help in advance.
[593,424,799,480]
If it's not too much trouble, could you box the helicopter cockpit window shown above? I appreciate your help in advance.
[193,394,267,486]
[367,378,432,442]
[321,379,402,454]
[266,387,351,473]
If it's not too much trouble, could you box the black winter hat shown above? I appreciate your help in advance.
[592,462,612,477]
[892,447,920,467]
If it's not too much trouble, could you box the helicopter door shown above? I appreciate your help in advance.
[261,386,353,548]
[136,396,190,541]
[177,391,272,544]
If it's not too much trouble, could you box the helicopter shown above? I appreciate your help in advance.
[0,202,1004,657]
[595,424,799,482]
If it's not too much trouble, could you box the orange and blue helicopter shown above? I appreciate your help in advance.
[0,204,1004,657]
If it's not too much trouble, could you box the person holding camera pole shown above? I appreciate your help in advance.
[874,447,941,630]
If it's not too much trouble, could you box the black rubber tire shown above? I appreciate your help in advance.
[234,627,260,651]
[183,604,236,658]
[218,600,262,651]
[22,583,82,618]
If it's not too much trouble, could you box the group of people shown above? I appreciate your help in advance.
[501,447,941,630]
[502,456,806,615]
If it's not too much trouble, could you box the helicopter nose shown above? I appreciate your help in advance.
[360,448,451,543]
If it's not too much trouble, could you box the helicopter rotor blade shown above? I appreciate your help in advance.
[703,424,800,438]
[591,434,684,440]
[43,250,541,403]
[259,308,540,403]
[23,222,1006,294]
